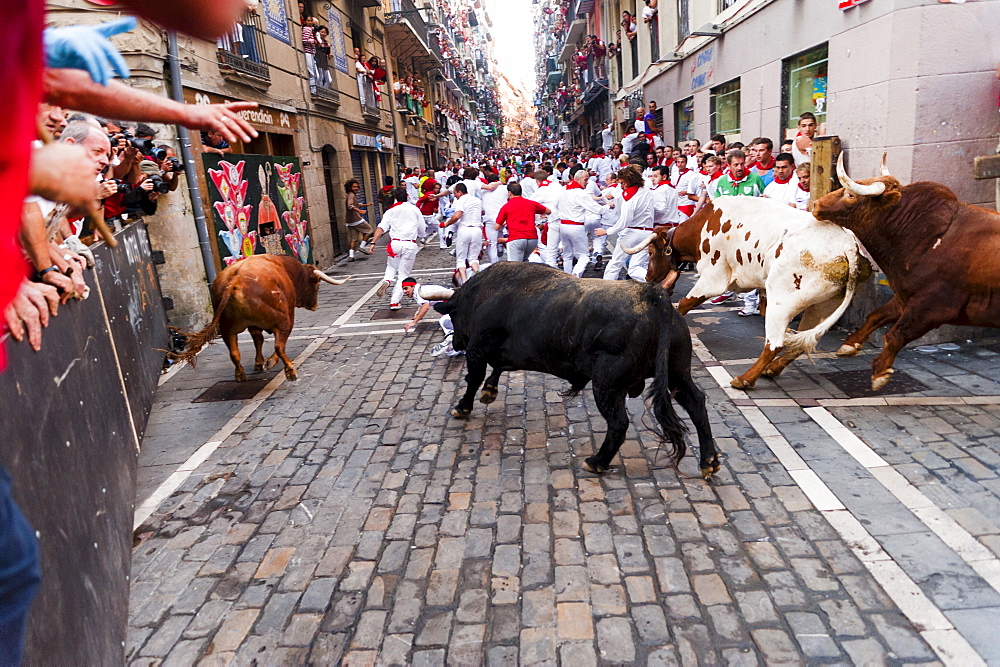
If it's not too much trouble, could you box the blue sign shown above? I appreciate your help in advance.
[262,0,291,45]
[328,9,349,74]
[689,46,714,92]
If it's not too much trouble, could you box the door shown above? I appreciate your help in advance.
[322,145,342,256]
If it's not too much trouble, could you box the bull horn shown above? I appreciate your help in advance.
[419,286,455,300]
[836,153,886,196]
[314,269,349,285]
[621,232,658,255]
[879,152,891,176]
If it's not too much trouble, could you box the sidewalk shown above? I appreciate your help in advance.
[128,245,1000,665]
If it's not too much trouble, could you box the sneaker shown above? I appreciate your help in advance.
[389,303,401,310]
[738,305,760,317]
[710,292,736,304]
[376,280,390,297]
[348,256,356,262]
[594,255,604,269]
[430,342,446,356]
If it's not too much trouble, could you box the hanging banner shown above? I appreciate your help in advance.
[262,0,291,45]
[202,154,313,267]
[328,9,349,74]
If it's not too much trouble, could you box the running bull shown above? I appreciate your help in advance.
[818,154,1000,390]
[173,255,348,381]
[627,196,872,389]
[428,262,720,478]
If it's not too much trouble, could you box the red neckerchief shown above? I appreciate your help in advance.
[753,156,775,171]
[798,182,810,192]
[772,173,794,185]
[708,171,723,182]
[565,181,583,190]
[727,172,751,186]
[538,180,551,187]
[622,186,640,201]
[653,182,671,189]
[388,201,403,209]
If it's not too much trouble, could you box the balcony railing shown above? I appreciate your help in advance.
[358,76,381,118]
[216,11,269,81]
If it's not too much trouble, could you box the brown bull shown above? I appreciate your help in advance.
[814,154,1000,390]
[173,255,347,381]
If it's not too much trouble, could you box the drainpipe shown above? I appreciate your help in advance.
[167,31,217,282]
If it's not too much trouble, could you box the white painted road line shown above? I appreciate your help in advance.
[690,333,983,665]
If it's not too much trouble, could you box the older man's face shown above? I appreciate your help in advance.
[72,130,112,174]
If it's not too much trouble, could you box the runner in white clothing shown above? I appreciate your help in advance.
[371,187,423,309]
[479,173,508,263]
[595,165,665,282]
[442,183,484,284]
[559,170,606,277]
[762,153,800,207]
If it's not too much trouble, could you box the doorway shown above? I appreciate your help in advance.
[321,145,343,256]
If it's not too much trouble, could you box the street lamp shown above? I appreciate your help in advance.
[655,52,683,64]
[690,23,723,37]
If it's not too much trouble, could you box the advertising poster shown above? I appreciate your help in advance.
[202,154,314,267]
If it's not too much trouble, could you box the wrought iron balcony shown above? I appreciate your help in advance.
[216,12,270,81]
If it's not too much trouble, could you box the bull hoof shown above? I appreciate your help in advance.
[837,343,861,357]
[235,369,247,382]
[871,369,894,392]
[253,364,265,373]
[284,367,297,381]
[263,357,279,370]
[480,386,498,404]
[582,458,608,475]
[450,406,472,418]
[700,455,722,480]
[760,368,777,379]
[730,376,755,390]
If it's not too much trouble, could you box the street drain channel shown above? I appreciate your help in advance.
[192,376,276,402]
[822,369,929,398]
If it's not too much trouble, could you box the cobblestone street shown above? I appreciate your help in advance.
[128,244,1000,665]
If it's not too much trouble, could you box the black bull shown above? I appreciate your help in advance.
[434,263,720,479]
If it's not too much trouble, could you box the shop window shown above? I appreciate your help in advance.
[710,78,740,136]
[782,44,828,137]
[674,96,694,143]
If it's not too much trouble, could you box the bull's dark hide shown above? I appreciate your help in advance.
[435,263,720,478]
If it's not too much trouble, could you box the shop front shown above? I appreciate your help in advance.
[348,131,395,224]
[184,89,311,272]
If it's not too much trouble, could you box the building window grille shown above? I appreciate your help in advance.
[216,10,270,80]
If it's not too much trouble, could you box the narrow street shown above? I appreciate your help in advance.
[129,243,1000,665]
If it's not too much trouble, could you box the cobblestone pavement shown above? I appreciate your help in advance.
[129,242,1000,665]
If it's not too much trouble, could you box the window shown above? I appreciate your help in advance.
[783,44,828,137]
[674,96,694,142]
[677,0,690,41]
[718,0,738,11]
[710,78,740,135]
[649,14,660,63]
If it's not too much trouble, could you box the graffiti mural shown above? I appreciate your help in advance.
[203,154,313,266]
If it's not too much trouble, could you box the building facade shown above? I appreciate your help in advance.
[538,0,998,209]
[47,0,501,329]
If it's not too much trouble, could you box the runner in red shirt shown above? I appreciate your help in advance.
[494,182,550,262]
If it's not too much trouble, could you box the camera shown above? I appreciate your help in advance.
[163,157,184,173]
[130,137,155,154]
[107,179,129,194]
[147,175,171,194]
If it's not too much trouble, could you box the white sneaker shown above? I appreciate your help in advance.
[389,303,401,310]
[738,305,760,317]
[376,280,390,297]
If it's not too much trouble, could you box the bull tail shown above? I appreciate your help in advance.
[649,297,689,467]
[783,248,861,357]
[169,285,234,367]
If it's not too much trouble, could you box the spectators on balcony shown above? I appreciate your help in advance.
[314,25,332,89]
[301,15,319,93]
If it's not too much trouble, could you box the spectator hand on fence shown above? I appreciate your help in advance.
[4,281,60,352]
[43,17,136,86]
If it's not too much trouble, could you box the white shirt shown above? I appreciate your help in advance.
[600,185,621,226]
[601,127,613,150]
[763,176,801,207]
[453,194,483,228]
[530,179,563,221]
[622,134,637,156]
[434,170,449,185]
[520,175,538,200]
[560,185,605,222]
[596,156,615,183]
[481,183,508,221]
[605,187,664,236]
[403,176,420,203]
[795,185,810,210]
[377,202,424,240]
[651,183,682,226]
[453,178,482,199]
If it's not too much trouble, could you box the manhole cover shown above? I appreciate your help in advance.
[371,308,417,320]
[192,377,274,402]
[822,369,929,398]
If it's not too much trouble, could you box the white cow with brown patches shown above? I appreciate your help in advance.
[626,196,873,389]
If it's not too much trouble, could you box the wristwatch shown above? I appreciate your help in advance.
[37,265,60,278]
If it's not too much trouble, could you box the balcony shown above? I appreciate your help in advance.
[385,0,442,70]
[216,11,269,82]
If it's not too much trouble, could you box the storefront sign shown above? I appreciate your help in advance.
[202,154,313,266]
[185,89,297,133]
[261,0,291,45]
[351,133,394,151]
[690,47,715,92]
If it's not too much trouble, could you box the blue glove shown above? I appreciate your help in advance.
[43,17,137,86]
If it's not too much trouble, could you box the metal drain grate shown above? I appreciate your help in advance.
[192,377,274,402]
[822,369,929,398]
[370,308,417,320]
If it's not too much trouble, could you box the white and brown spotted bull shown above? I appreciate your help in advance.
[626,196,872,389]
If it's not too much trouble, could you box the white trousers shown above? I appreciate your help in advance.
[383,240,419,304]
[543,220,562,268]
[483,219,500,263]
[421,215,435,241]
[560,223,590,276]
[454,226,483,268]
[603,228,651,282]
